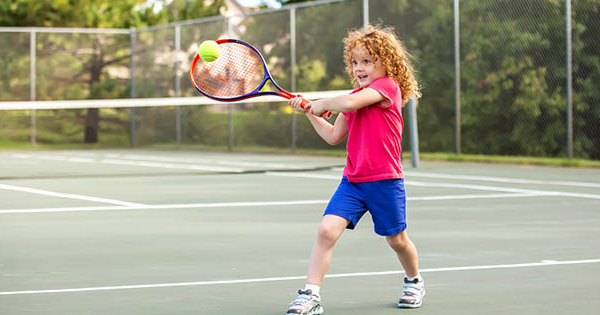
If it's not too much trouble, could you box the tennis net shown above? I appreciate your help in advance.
[0,92,420,167]
[0,92,351,149]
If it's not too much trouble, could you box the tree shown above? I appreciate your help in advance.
[573,0,600,159]
[0,0,225,143]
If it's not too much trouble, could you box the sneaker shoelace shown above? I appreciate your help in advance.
[290,289,316,306]
[402,278,423,298]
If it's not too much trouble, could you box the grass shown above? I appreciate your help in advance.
[1,141,599,168]
[418,152,600,168]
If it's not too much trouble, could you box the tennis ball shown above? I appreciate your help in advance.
[198,40,220,62]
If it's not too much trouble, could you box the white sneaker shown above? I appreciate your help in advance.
[285,289,324,315]
[398,276,425,308]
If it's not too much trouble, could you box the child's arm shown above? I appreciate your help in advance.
[305,112,348,145]
[289,97,348,145]
[307,88,388,116]
[289,88,386,145]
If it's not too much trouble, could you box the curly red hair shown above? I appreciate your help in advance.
[343,25,421,105]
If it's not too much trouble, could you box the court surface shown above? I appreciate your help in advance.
[1,149,599,315]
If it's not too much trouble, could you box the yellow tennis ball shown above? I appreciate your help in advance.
[198,40,220,62]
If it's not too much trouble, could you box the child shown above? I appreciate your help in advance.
[285,25,423,315]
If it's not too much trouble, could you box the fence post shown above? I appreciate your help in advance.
[408,98,420,168]
[566,0,573,159]
[129,27,136,147]
[454,0,461,155]
[227,18,234,151]
[175,24,182,149]
[363,0,369,26]
[30,30,36,147]
[290,7,297,152]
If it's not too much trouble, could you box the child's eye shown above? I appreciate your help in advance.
[363,59,371,64]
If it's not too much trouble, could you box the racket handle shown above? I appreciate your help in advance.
[300,98,333,119]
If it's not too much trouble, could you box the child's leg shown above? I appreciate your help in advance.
[388,230,425,308]
[306,214,350,286]
[385,230,419,277]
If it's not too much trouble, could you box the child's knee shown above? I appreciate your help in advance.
[317,223,341,243]
[386,232,410,251]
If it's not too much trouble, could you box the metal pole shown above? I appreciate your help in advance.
[290,7,297,153]
[566,0,573,159]
[363,0,369,27]
[454,0,461,155]
[227,18,234,151]
[30,31,36,146]
[129,27,136,147]
[228,106,234,151]
[175,24,182,148]
[407,98,420,168]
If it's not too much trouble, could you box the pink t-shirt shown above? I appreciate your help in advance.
[342,76,404,182]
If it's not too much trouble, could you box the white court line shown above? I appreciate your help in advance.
[0,184,144,207]
[410,181,600,199]
[0,258,598,296]
[100,158,244,173]
[408,193,540,201]
[0,200,330,214]
[10,154,244,173]
[0,193,541,214]
[117,154,311,169]
[265,172,600,200]
[266,172,339,180]
[404,171,600,188]
[10,153,312,172]
[329,167,600,188]
[407,180,600,199]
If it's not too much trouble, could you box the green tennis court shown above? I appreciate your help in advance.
[2,0,600,314]
[1,149,598,315]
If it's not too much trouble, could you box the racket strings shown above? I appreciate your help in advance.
[192,42,265,98]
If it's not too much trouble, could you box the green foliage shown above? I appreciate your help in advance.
[370,0,455,152]
[162,0,225,22]
[0,0,161,28]
[0,32,30,101]
[419,152,600,168]
[239,0,362,93]
[0,0,226,143]
[181,107,229,146]
[371,0,600,159]
[459,0,566,157]
[572,0,600,159]
[1,0,600,159]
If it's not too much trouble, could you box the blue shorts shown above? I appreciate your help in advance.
[324,177,407,236]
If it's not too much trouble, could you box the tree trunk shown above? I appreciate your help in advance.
[84,35,104,143]
[84,108,99,143]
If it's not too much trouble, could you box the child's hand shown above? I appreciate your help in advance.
[288,96,310,113]
[307,100,327,117]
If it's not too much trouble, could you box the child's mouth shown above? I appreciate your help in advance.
[357,75,368,81]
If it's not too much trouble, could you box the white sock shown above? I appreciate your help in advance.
[405,273,421,281]
[304,284,321,297]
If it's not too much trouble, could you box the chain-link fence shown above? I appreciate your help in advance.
[0,0,598,160]
[460,0,569,157]
[573,0,600,159]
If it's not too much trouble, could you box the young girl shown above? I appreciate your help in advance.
[285,25,424,315]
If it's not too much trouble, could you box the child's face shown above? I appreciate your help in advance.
[350,46,386,87]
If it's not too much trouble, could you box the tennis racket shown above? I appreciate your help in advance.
[190,39,333,119]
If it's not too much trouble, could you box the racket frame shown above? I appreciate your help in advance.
[190,38,332,119]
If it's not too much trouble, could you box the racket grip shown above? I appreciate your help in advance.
[300,99,333,119]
